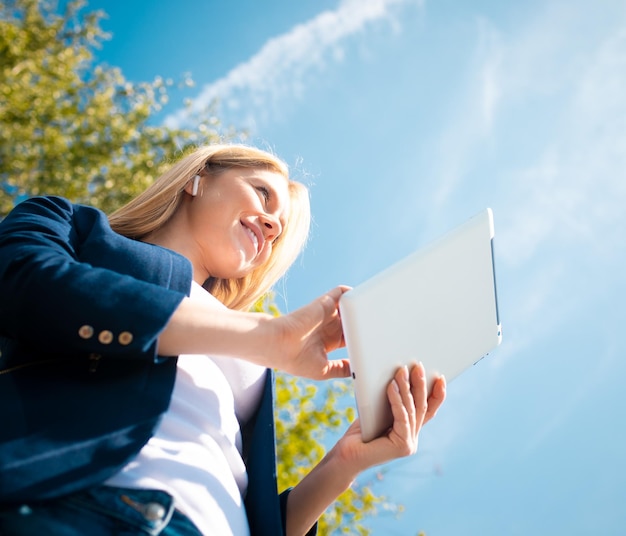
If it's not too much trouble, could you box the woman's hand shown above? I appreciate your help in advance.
[284,362,446,536]
[333,363,446,473]
[158,286,351,379]
[271,286,352,380]
[159,285,351,380]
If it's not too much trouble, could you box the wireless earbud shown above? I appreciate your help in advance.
[191,175,200,196]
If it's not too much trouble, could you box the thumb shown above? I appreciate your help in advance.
[320,285,352,311]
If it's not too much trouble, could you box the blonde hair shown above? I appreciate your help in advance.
[109,144,310,311]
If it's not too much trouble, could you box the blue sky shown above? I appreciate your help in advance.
[83,0,626,534]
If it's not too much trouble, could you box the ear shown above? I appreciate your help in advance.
[185,175,201,197]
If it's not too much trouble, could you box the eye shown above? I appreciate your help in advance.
[256,185,271,205]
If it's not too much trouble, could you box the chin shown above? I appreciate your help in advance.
[215,265,254,280]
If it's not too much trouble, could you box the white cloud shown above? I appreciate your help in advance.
[476,17,503,132]
[165,0,422,130]
[426,0,626,270]
[417,0,626,463]
[427,17,504,209]
[498,23,626,268]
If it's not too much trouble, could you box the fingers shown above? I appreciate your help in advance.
[328,285,352,298]
[408,364,428,424]
[313,286,349,326]
[280,287,351,380]
[336,364,444,472]
[409,364,446,426]
[386,363,445,451]
[423,375,446,424]
[319,285,351,312]
[279,288,351,380]
[316,288,348,352]
[386,365,421,456]
[298,286,348,324]
[322,358,352,379]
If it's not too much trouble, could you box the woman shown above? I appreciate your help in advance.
[0,144,446,536]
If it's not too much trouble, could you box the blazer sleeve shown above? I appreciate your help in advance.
[0,196,191,357]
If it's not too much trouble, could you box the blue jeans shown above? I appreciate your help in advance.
[0,485,203,536]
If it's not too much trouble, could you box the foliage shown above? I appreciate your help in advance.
[0,0,229,217]
[275,374,383,535]
[0,1,395,533]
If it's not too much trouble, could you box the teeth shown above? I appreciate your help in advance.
[245,226,258,251]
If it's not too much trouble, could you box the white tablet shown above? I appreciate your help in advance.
[339,209,502,442]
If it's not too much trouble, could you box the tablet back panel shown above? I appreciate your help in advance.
[339,209,501,442]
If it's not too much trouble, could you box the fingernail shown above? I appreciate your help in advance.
[417,362,425,378]
[402,365,409,380]
[392,379,400,392]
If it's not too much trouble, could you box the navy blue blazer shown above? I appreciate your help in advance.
[0,196,287,534]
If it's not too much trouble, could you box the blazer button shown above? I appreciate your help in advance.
[78,325,94,339]
[118,331,133,346]
[98,330,114,344]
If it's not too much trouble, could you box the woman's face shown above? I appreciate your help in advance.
[182,167,290,282]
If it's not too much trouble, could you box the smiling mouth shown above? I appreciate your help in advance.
[242,223,260,254]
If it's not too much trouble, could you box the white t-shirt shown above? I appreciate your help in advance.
[106,282,267,536]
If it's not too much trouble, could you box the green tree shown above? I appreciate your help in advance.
[0,0,224,216]
[275,373,387,534]
[0,1,395,533]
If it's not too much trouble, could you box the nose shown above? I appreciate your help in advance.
[259,213,282,243]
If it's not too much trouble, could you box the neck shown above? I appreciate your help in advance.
[144,221,208,286]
